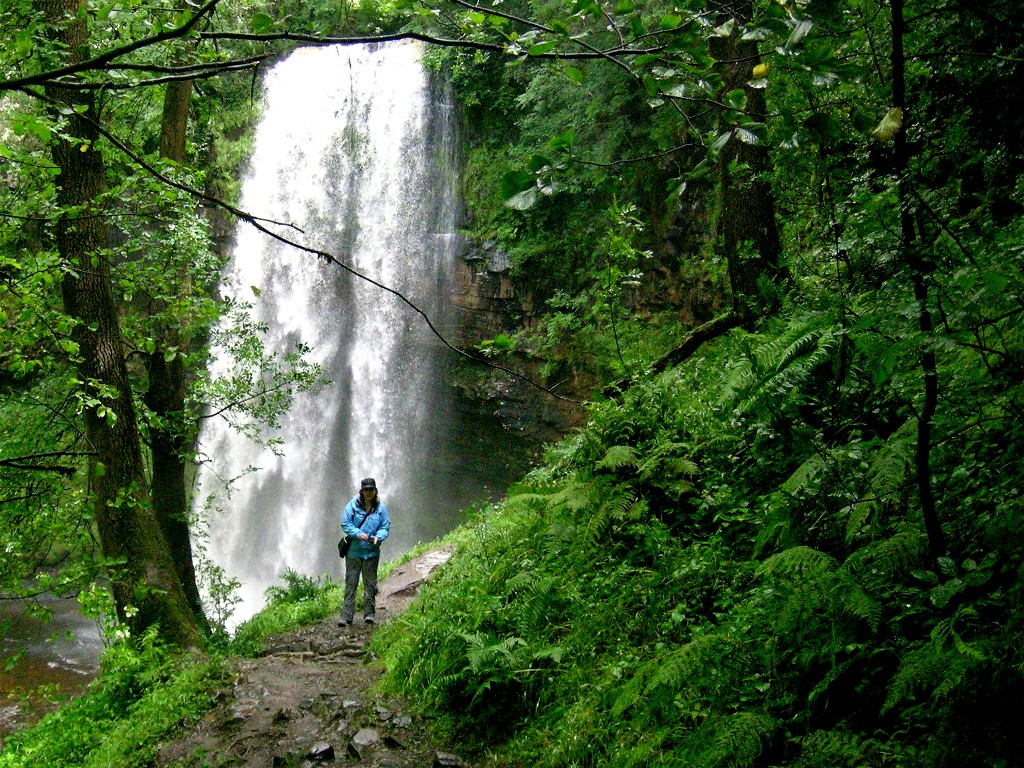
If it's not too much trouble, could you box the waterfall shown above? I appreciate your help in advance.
[196,41,464,626]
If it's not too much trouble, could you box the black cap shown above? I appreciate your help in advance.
[360,478,377,491]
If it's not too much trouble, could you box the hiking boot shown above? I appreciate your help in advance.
[337,619,352,627]
[364,616,375,625]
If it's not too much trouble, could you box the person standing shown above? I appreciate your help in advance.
[338,477,391,626]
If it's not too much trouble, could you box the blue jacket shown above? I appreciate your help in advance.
[341,495,391,560]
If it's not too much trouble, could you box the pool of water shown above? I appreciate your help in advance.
[0,596,101,742]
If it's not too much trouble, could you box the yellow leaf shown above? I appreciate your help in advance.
[871,107,903,144]
[752,63,769,79]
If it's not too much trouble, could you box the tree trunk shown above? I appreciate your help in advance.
[889,0,945,560]
[144,65,210,633]
[40,0,205,649]
[713,1,787,325]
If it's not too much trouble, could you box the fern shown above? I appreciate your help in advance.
[682,711,776,768]
[548,479,597,514]
[597,444,640,471]
[843,529,928,584]
[789,730,875,767]
[758,546,838,580]
[843,420,915,542]
[725,313,842,414]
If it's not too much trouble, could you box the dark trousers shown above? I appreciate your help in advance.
[341,555,379,622]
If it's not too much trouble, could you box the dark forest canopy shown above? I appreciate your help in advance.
[1,0,1023,764]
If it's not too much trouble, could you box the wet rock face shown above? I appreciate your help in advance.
[452,241,524,344]
[448,240,586,446]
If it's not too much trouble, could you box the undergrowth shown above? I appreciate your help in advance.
[374,316,1024,768]
[0,631,226,768]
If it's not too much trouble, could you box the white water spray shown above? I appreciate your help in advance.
[196,42,463,625]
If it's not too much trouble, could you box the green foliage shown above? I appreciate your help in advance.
[0,633,225,768]
[2,0,1024,763]
[228,571,344,656]
[376,269,1024,766]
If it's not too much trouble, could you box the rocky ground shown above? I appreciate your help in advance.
[155,546,471,768]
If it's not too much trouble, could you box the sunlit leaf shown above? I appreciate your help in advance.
[871,107,903,144]
[505,188,539,210]
[786,18,814,48]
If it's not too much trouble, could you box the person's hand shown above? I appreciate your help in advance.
[371,536,379,545]
[359,532,369,541]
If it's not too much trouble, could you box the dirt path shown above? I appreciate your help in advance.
[156,546,468,768]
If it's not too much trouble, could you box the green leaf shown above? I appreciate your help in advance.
[735,123,766,144]
[724,88,747,111]
[786,18,814,48]
[871,107,903,144]
[501,170,534,200]
[250,12,274,33]
[528,41,558,56]
[713,20,734,37]
[505,188,539,210]
[564,66,584,85]
[710,130,733,154]
[983,272,1008,295]
[547,130,575,151]
[615,0,635,12]
[741,27,773,42]
[660,13,683,30]
[528,155,552,172]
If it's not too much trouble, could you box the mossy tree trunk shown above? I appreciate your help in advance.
[144,58,211,633]
[713,0,787,325]
[40,0,205,649]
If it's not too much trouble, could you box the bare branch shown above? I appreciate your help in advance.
[0,0,222,93]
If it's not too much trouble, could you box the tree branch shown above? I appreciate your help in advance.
[65,102,582,405]
[0,0,222,93]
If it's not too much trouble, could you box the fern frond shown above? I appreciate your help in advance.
[833,580,882,631]
[549,479,598,514]
[780,454,824,495]
[844,529,928,579]
[687,711,776,768]
[790,730,873,767]
[883,645,969,713]
[597,444,640,471]
[758,546,838,580]
[845,421,914,542]
[583,486,637,545]
[725,313,841,413]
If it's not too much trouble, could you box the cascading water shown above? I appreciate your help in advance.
[196,41,474,626]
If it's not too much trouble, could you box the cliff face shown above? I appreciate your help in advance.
[446,240,583,458]
[450,239,526,342]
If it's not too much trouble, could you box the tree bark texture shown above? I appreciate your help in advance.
[712,0,787,325]
[40,0,205,649]
[144,55,210,633]
[889,0,945,560]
